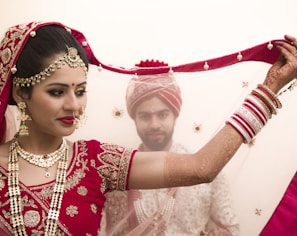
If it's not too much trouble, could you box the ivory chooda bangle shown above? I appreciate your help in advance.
[257,84,282,109]
[226,88,282,144]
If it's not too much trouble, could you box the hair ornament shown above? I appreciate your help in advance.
[13,47,87,87]
[11,66,17,74]
[65,27,71,33]
[30,31,36,37]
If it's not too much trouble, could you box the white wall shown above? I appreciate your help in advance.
[2,1,297,235]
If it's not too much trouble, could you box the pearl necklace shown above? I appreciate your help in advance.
[133,188,176,235]
[8,137,68,236]
[15,139,67,178]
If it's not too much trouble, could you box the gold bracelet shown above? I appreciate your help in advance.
[258,84,282,109]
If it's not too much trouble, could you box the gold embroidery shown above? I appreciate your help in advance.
[0,22,41,93]
[1,140,134,234]
[1,48,11,64]
[90,204,97,214]
[22,195,38,209]
[0,140,91,235]
[0,173,6,191]
[24,210,40,228]
[39,186,53,200]
[33,140,89,201]
[77,186,88,196]
[0,179,5,191]
[97,143,134,192]
[66,205,78,217]
[117,148,133,191]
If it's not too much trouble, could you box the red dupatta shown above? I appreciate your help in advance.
[260,171,297,235]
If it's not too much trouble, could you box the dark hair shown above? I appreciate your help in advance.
[11,25,89,103]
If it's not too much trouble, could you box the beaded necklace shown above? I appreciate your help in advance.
[15,139,67,178]
[133,188,176,235]
[8,136,68,235]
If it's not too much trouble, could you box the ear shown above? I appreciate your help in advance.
[12,85,27,104]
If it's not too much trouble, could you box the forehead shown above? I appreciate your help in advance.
[135,96,172,113]
[39,65,87,86]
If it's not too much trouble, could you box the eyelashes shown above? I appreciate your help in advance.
[48,89,63,96]
[47,88,87,97]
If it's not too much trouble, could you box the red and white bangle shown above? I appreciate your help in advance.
[226,117,253,144]
[257,84,282,109]
[237,105,264,134]
[245,94,271,121]
[226,85,281,144]
[243,100,267,126]
[252,88,278,115]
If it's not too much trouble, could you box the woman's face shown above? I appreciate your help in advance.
[24,64,87,137]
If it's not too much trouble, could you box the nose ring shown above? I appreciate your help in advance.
[74,106,87,128]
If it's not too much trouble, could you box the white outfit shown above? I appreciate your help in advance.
[104,143,239,236]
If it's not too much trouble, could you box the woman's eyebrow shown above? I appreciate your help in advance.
[45,81,87,88]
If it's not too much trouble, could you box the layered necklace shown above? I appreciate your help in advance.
[8,136,68,236]
[15,139,67,178]
[134,145,177,235]
[133,188,177,235]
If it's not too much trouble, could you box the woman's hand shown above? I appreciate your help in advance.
[264,35,297,93]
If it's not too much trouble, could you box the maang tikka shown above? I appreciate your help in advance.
[17,101,31,136]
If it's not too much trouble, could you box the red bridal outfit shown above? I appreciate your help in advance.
[0,140,136,235]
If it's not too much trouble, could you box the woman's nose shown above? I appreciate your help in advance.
[64,94,80,110]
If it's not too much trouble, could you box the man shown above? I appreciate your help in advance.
[103,60,240,236]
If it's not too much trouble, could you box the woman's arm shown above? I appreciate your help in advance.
[128,35,297,190]
[129,124,241,189]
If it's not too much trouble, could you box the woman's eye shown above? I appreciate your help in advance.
[48,89,64,96]
[76,89,87,96]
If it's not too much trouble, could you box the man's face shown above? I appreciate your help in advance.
[134,96,177,151]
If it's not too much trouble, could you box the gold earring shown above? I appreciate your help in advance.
[17,101,31,136]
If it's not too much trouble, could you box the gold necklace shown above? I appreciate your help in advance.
[8,136,68,236]
[15,139,67,178]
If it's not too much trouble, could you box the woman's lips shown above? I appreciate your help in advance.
[58,117,75,125]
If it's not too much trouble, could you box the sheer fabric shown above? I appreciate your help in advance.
[104,143,239,236]
[1,38,297,235]
[72,55,297,234]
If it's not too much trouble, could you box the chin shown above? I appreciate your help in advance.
[60,128,76,137]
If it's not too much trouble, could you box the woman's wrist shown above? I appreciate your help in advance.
[226,84,281,144]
